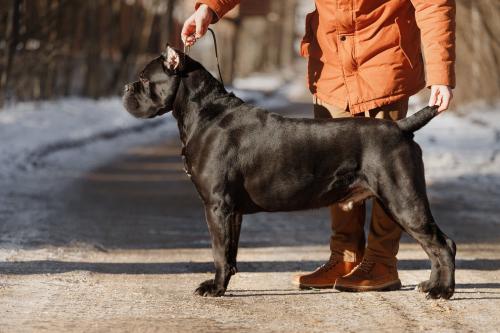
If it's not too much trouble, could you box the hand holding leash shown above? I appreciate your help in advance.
[429,85,453,112]
[181,4,214,46]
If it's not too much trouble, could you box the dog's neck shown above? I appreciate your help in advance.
[172,60,243,146]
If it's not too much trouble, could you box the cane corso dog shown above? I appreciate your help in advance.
[123,46,456,300]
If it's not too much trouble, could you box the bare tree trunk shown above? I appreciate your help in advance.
[44,0,61,99]
[455,0,500,105]
[0,0,21,106]
[280,0,296,69]
[83,1,101,98]
[229,18,241,83]
[165,0,176,44]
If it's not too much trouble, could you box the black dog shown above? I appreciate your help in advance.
[123,46,456,300]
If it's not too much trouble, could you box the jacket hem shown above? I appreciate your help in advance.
[313,83,425,115]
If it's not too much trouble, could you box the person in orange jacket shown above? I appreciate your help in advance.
[182,0,455,292]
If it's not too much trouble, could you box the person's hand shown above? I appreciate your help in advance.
[429,85,453,112]
[181,4,214,46]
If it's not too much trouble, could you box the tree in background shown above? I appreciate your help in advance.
[455,0,500,105]
[0,0,177,105]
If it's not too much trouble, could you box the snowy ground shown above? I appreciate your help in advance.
[0,98,172,180]
[0,85,499,331]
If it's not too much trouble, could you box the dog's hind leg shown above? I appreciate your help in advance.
[194,202,242,297]
[376,150,456,299]
[381,191,455,299]
[408,213,455,300]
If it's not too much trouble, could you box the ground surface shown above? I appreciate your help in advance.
[1,89,499,332]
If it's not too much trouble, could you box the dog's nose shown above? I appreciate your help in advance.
[140,77,149,85]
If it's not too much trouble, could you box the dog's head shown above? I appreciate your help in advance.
[123,45,184,119]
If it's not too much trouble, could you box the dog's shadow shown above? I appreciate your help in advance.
[223,283,500,299]
[224,284,500,299]
[1,259,500,275]
[225,285,416,297]
[225,289,339,297]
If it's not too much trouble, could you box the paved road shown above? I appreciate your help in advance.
[0,104,499,332]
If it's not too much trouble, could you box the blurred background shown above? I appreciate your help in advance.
[0,0,499,106]
[0,2,500,329]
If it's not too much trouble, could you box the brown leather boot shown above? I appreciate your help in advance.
[293,254,359,289]
[334,259,401,292]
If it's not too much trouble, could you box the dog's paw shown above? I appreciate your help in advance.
[440,287,454,300]
[194,279,225,297]
[424,285,454,300]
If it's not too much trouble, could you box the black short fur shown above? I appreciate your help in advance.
[123,47,456,300]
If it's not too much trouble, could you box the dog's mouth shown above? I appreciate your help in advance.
[147,106,170,118]
[122,82,172,119]
[122,92,139,111]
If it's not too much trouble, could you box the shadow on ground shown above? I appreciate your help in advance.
[1,259,500,275]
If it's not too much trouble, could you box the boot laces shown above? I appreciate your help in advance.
[318,254,340,272]
[355,259,375,273]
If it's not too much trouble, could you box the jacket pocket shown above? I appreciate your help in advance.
[395,17,419,69]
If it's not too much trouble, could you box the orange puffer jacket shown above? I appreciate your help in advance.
[196,0,456,114]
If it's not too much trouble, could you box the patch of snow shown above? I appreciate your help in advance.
[415,102,500,182]
[0,98,172,179]
[230,73,298,109]
[233,74,285,93]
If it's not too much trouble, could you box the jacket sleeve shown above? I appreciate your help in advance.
[411,0,456,88]
[195,0,241,22]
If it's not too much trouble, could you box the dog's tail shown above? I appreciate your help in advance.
[397,106,439,134]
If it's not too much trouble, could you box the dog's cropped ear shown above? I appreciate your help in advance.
[162,44,182,72]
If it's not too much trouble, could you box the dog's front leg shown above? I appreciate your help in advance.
[195,203,242,297]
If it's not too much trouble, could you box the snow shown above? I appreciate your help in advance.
[233,74,286,93]
[414,102,500,182]
[230,73,300,109]
[0,98,174,179]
